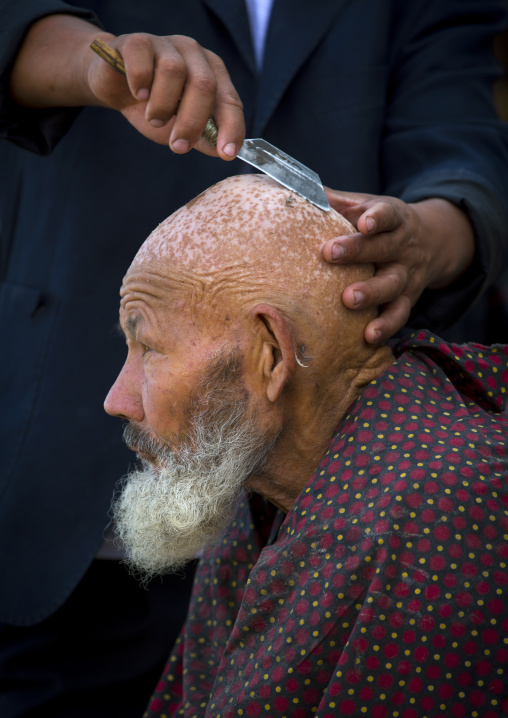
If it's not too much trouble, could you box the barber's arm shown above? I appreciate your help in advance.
[323,0,508,343]
[4,10,245,158]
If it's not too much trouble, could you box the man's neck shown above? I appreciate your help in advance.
[247,345,395,512]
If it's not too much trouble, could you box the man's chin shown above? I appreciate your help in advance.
[112,454,247,580]
[125,443,160,467]
[136,450,158,466]
[112,470,209,579]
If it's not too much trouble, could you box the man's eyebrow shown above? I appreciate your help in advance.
[115,315,140,339]
[125,315,141,339]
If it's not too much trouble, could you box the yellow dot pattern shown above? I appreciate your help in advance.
[145,333,508,717]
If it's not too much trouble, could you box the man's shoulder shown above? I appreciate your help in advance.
[286,328,508,538]
[388,329,508,414]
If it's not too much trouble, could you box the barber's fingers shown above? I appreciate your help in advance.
[363,294,413,345]
[325,188,374,226]
[357,201,403,236]
[322,232,373,263]
[342,264,410,311]
[322,227,418,266]
[171,46,244,159]
[147,37,244,158]
[145,38,205,133]
[200,50,245,160]
[93,33,244,157]
[325,188,374,210]
[321,190,438,343]
[342,264,424,344]
[95,33,189,124]
[325,191,407,240]
[115,34,158,102]
[323,202,411,267]
[160,37,216,150]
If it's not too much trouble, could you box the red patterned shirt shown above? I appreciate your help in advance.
[146,331,508,718]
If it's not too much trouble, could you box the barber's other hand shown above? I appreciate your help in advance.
[321,190,475,344]
[87,33,245,158]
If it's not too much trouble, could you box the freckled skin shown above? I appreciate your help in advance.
[106,175,394,511]
[133,175,375,354]
[137,175,364,304]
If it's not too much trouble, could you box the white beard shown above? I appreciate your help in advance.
[111,354,276,580]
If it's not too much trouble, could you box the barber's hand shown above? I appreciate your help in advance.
[322,190,475,344]
[87,33,245,158]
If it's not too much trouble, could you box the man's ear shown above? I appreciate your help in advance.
[250,303,297,403]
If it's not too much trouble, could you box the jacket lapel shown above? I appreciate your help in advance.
[201,0,256,74]
[254,0,353,135]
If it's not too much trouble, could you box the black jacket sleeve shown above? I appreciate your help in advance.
[0,0,102,155]
[382,0,508,329]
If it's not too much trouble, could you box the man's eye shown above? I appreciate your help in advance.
[141,344,152,356]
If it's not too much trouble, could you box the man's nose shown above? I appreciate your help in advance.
[104,362,144,422]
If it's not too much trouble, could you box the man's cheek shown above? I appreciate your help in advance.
[143,378,188,437]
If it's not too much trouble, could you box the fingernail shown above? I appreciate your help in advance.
[366,216,376,232]
[137,88,149,101]
[171,139,190,153]
[372,329,382,343]
[223,143,237,158]
[353,290,364,306]
[149,118,164,128]
[331,243,345,260]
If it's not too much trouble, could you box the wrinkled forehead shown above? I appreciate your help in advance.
[131,175,355,275]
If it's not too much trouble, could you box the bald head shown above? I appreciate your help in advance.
[129,175,375,362]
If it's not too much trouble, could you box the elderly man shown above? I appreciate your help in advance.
[105,175,508,718]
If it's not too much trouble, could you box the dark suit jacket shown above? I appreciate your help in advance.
[1,0,508,625]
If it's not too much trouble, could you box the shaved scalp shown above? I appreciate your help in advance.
[137,174,355,269]
[128,175,376,363]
